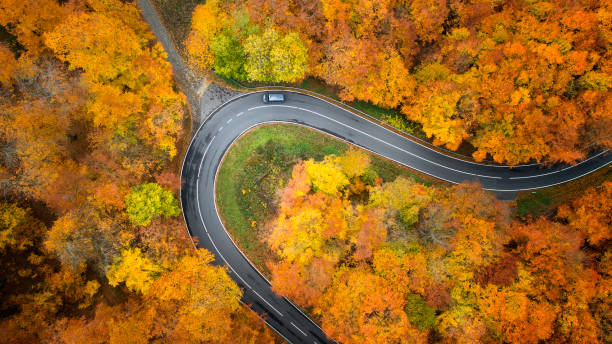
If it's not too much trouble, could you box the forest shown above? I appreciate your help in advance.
[0,0,610,344]
[0,0,273,342]
[187,0,612,165]
[262,149,611,343]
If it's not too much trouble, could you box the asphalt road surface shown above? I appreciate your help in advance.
[181,91,611,344]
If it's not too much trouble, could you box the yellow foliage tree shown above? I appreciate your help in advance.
[44,0,184,162]
[148,249,242,343]
[369,176,433,226]
[0,203,43,252]
[557,181,612,246]
[186,0,227,69]
[0,0,68,56]
[268,192,351,265]
[0,44,16,85]
[317,267,427,344]
[336,148,371,178]
[45,12,146,84]
[403,91,469,151]
[107,247,162,294]
[304,156,349,195]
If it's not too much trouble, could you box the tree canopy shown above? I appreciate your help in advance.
[0,1,273,342]
[187,0,612,165]
[265,151,612,343]
[125,183,181,226]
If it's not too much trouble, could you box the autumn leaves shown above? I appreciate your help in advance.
[263,148,612,343]
[266,150,434,342]
[187,0,612,166]
[0,0,610,342]
[186,1,308,83]
[0,0,272,342]
[44,2,185,161]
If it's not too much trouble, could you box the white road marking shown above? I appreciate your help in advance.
[509,150,609,179]
[196,138,252,290]
[486,162,611,192]
[285,89,541,167]
[253,290,284,317]
[204,229,252,289]
[250,96,609,175]
[284,297,327,333]
[288,106,502,179]
[197,137,214,182]
[227,118,233,124]
[224,119,611,192]
[212,158,275,288]
[181,92,612,344]
[251,104,611,182]
[291,322,308,337]
[232,120,473,187]
[264,320,294,343]
[218,126,223,132]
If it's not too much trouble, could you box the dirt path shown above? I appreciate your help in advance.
[135,0,203,121]
[136,0,245,130]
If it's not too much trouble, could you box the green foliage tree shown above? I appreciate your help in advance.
[404,294,437,330]
[0,0,275,342]
[244,28,278,81]
[125,183,180,226]
[185,0,612,165]
[210,31,247,80]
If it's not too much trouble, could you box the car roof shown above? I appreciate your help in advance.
[268,93,284,101]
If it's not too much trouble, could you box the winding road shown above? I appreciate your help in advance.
[131,1,611,342]
[180,91,611,344]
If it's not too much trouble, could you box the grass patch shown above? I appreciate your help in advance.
[515,163,612,219]
[370,155,439,186]
[516,191,553,218]
[348,100,399,118]
[215,123,441,276]
[216,125,347,274]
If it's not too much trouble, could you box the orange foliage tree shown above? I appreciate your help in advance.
[266,151,610,343]
[558,181,612,246]
[0,0,274,342]
[194,0,612,165]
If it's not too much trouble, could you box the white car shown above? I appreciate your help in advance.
[262,92,285,103]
